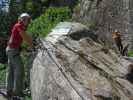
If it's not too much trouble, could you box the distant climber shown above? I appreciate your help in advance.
[6,13,33,99]
[112,29,123,54]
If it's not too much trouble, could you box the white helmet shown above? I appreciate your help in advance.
[19,13,31,20]
[20,13,30,18]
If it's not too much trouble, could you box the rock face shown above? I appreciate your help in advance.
[78,0,133,49]
[30,22,133,100]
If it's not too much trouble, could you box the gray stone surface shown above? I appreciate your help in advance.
[30,22,133,100]
[78,0,133,49]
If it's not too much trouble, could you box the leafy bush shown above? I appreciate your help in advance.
[27,7,71,37]
[0,11,9,36]
[0,64,7,83]
[25,96,32,100]
[128,50,133,57]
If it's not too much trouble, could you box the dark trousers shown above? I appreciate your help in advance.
[115,38,123,53]
[6,48,24,96]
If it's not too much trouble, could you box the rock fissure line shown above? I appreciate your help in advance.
[59,39,126,78]
[58,39,112,75]
[58,39,133,99]
[110,79,130,100]
[112,78,133,99]
[31,22,133,100]
[38,40,87,100]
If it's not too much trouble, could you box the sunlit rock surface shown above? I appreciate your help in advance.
[31,22,133,100]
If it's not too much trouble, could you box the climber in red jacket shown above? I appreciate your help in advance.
[112,29,123,54]
[6,13,33,99]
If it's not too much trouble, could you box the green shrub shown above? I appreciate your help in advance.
[27,7,71,37]
[128,50,133,57]
[0,64,7,83]
[25,96,32,100]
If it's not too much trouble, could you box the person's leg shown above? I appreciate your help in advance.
[12,52,24,96]
[120,42,123,52]
[6,51,14,97]
[7,64,14,95]
[118,39,123,54]
[115,38,123,54]
[115,39,121,51]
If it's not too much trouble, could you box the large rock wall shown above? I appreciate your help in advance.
[78,0,133,49]
[30,22,133,100]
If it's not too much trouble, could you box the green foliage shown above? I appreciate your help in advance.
[25,96,32,100]
[0,64,7,83]
[0,11,9,37]
[25,1,34,13]
[128,50,133,57]
[0,11,9,64]
[27,7,71,37]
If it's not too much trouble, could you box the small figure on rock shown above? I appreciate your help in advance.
[112,29,123,54]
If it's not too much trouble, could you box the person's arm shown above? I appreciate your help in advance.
[19,30,33,48]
